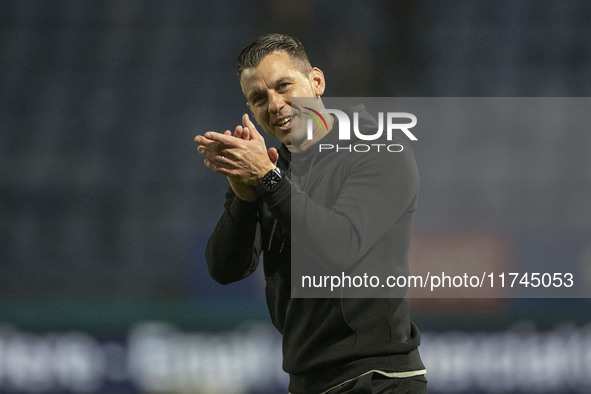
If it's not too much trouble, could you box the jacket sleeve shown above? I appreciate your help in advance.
[205,188,262,284]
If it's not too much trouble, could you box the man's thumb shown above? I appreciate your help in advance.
[268,147,279,165]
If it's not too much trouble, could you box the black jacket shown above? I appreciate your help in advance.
[205,105,425,393]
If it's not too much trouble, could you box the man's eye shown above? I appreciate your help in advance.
[253,96,266,105]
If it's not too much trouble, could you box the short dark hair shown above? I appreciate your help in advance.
[236,33,312,78]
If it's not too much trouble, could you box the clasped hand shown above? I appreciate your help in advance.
[195,114,278,201]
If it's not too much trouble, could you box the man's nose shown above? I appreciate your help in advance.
[268,92,284,113]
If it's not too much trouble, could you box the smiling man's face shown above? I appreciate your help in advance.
[240,50,325,147]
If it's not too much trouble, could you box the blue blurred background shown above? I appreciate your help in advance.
[1,0,591,392]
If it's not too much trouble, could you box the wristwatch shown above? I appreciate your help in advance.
[258,167,283,193]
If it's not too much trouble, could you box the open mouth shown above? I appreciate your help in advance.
[275,116,292,129]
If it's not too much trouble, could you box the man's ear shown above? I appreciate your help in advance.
[309,67,326,96]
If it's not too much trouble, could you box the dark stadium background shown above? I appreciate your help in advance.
[1,1,590,392]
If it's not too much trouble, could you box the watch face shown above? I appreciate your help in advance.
[261,168,282,191]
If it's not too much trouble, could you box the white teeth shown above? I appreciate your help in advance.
[277,117,291,126]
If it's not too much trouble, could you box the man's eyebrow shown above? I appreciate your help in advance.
[247,77,294,102]
[275,77,293,85]
[247,90,263,102]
